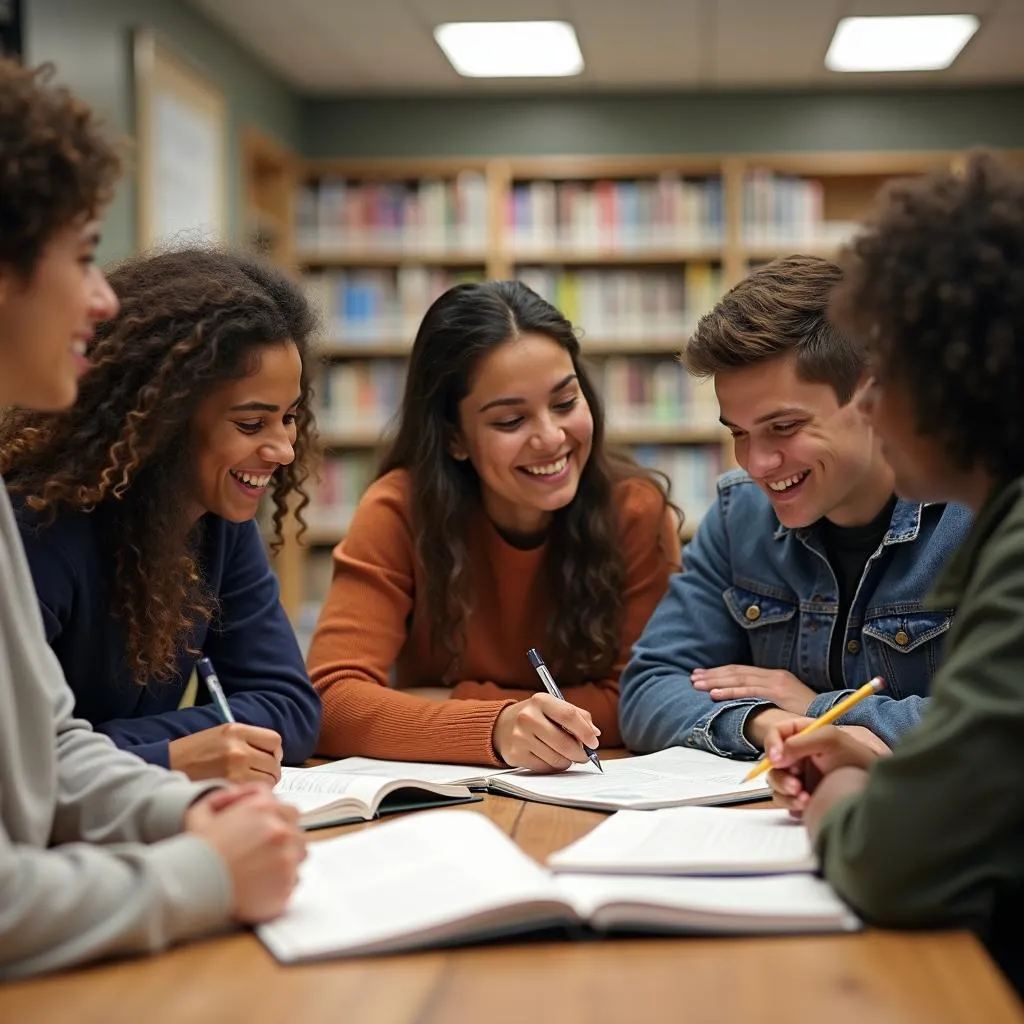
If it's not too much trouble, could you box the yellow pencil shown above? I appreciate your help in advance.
[743,676,886,782]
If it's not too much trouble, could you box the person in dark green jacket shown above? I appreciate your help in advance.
[762,150,1024,995]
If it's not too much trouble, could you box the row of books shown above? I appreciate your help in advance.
[507,176,724,252]
[518,264,724,341]
[312,358,721,438]
[632,445,724,524]
[305,267,483,346]
[295,172,489,254]
[742,170,856,248]
[599,359,720,431]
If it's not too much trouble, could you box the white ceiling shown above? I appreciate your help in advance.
[187,0,1024,94]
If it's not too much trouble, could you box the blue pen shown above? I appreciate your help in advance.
[196,656,235,724]
[526,647,603,773]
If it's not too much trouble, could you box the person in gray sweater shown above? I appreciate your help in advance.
[0,58,306,979]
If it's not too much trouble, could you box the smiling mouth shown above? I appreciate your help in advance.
[766,470,810,494]
[229,469,273,491]
[518,453,570,478]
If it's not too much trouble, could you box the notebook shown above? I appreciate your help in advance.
[257,810,858,963]
[487,747,770,811]
[548,807,816,876]
[307,756,516,790]
[273,767,480,829]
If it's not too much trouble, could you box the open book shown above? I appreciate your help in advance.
[256,810,859,963]
[273,767,479,829]
[307,756,515,790]
[487,747,770,811]
[548,807,816,875]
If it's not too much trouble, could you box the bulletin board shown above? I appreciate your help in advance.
[133,29,227,249]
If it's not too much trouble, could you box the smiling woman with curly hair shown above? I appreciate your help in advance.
[758,151,1024,997]
[0,246,322,783]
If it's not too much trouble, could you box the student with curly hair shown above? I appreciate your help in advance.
[1,246,322,784]
[760,152,1024,993]
[309,280,681,770]
[0,57,303,979]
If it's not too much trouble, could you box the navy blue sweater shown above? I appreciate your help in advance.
[14,500,321,769]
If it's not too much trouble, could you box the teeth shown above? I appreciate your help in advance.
[231,470,273,489]
[523,455,568,477]
[768,472,808,492]
[71,340,87,355]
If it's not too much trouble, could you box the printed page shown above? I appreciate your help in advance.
[549,807,815,874]
[556,873,860,934]
[493,747,769,809]
[257,809,570,962]
[309,756,514,787]
[273,766,389,815]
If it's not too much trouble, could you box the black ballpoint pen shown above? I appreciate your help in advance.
[526,647,603,772]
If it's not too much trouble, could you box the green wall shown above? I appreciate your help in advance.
[25,0,301,265]
[303,87,1024,158]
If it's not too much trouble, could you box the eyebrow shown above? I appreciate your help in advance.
[230,396,302,413]
[719,406,809,429]
[479,373,578,413]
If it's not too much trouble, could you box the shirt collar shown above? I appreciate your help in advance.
[928,477,1024,607]
[773,497,930,543]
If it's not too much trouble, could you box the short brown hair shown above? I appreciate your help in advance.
[0,58,120,275]
[831,151,1024,483]
[685,254,864,402]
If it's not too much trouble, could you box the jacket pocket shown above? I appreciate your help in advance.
[861,611,952,698]
[723,585,799,666]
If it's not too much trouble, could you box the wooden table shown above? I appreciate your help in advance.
[1,794,1021,1024]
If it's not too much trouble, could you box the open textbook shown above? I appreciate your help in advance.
[307,756,516,790]
[487,747,770,811]
[257,810,859,963]
[548,807,816,876]
[273,767,480,829]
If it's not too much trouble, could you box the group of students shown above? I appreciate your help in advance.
[1,56,1022,994]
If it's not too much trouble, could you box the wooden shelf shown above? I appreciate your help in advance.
[297,250,488,268]
[508,247,722,266]
[607,425,725,445]
[742,242,842,262]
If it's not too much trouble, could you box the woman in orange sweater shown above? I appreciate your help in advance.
[309,280,682,770]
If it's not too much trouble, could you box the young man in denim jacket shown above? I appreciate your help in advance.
[619,255,972,759]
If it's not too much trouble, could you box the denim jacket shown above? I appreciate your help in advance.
[619,469,973,758]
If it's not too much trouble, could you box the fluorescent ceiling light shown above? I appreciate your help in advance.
[434,21,584,78]
[825,14,979,72]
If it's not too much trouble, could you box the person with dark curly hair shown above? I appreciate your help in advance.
[0,57,304,979]
[760,151,1024,994]
[1,246,322,784]
[309,280,681,769]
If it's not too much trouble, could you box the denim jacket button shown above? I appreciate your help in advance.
[895,630,910,646]
[745,605,761,621]
[846,639,861,654]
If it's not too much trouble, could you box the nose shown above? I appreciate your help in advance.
[89,268,119,322]
[744,437,784,479]
[260,424,297,466]
[529,411,566,453]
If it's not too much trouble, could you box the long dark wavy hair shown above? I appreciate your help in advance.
[0,248,319,684]
[378,279,682,681]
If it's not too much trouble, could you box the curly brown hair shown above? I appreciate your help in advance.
[0,58,120,275]
[830,151,1024,483]
[0,248,319,684]
[378,280,682,683]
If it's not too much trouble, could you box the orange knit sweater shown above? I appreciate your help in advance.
[309,469,680,765]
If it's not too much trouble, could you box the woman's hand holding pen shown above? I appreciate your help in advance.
[186,785,306,923]
[169,723,284,785]
[492,693,600,772]
[763,719,889,818]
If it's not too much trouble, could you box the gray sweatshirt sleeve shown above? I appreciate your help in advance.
[0,485,235,980]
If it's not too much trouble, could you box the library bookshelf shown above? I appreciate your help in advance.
[242,146,1017,624]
